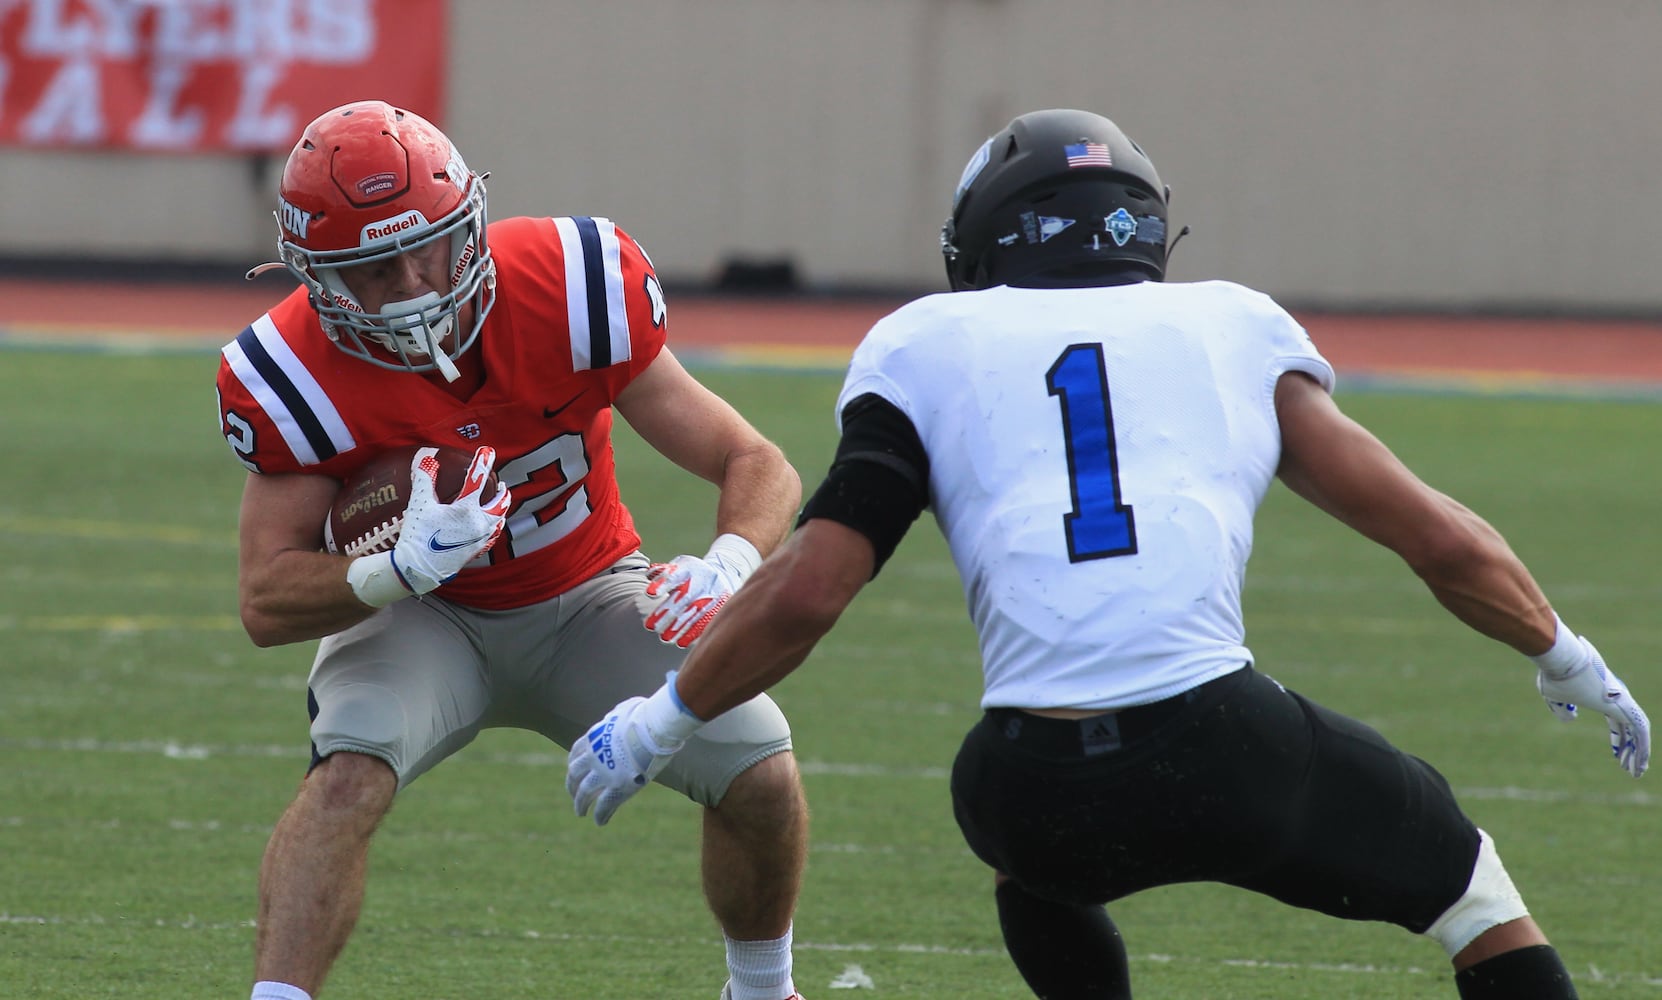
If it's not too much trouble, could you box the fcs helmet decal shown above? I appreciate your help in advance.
[941,108,1173,291]
[257,100,496,381]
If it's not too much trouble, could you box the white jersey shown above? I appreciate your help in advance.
[836,279,1334,711]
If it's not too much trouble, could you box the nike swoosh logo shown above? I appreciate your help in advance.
[543,390,587,419]
[428,530,494,553]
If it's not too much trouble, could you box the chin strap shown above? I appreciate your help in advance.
[430,347,462,382]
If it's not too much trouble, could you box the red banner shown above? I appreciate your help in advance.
[0,0,446,153]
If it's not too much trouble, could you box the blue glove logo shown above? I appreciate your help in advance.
[587,719,617,770]
[428,529,495,553]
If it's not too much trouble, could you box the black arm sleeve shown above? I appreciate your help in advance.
[796,393,930,577]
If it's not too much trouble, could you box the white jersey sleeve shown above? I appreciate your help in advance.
[837,280,1332,711]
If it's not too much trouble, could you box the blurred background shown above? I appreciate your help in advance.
[2,0,1659,314]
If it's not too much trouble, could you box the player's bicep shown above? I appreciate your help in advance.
[239,471,339,568]
[798,393,930,577]
[1274,371,1455,555]
[616,348,761,483]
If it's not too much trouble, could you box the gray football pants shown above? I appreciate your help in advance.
[306,552,793,806]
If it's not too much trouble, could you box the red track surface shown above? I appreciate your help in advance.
[4,277,1661,385]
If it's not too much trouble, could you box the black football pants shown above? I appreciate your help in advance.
[951,665,1481,933]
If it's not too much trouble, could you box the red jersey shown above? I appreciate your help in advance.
[215,216,669,609]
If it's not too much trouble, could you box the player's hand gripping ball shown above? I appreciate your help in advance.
[325,445,504,557]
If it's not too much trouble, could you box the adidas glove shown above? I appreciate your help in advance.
[567,672,705,826]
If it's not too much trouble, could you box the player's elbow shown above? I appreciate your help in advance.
[750,436,797,489]
[239,602,290,648]
[241,616,285,648]
[731,438,802,513]
[237,588,318,648]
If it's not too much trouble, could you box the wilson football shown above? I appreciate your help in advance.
[324,445,499,557]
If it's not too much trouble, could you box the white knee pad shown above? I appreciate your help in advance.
[1423,828,1530,956]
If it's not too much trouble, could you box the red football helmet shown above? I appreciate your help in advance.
[261,100,495,380]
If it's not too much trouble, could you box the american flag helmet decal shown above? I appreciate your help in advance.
[1065,141,1112,168]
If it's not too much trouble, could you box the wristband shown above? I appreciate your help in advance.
[705,532,762,583]
[1528,614,1585,680]
[664,668,706,722]
[347,550,412,608]
[640,670,707,748]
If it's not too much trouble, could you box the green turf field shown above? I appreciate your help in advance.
[1,348,1658,998]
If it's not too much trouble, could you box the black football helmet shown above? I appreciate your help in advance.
[941,109,1171,291]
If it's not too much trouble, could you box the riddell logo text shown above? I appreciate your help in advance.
[451,242,476,285]
[361,211,425,243]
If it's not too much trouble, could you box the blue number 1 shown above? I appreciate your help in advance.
[1046,343,1137,561]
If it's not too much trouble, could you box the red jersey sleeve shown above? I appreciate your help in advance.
[611,223,670,384]
[499,216,668,402]
[215,287,363,477]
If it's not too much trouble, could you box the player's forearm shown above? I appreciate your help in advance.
[238,550,379,647]
[674,537,852,720]
[1409,510,1557,656]
[1425,578,1556,654]
[713,441,802,555]
[676,608,825,722]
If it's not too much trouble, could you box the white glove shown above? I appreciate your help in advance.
[566,672,705,826]
[643,533,762,648]
[346,446,512,608]
[1532,617,1650,778]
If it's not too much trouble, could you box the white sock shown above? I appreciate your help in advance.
[251,983,312,1000]
[724,924,796,1000]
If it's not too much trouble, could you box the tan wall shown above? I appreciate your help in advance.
[2,0,1658,311]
